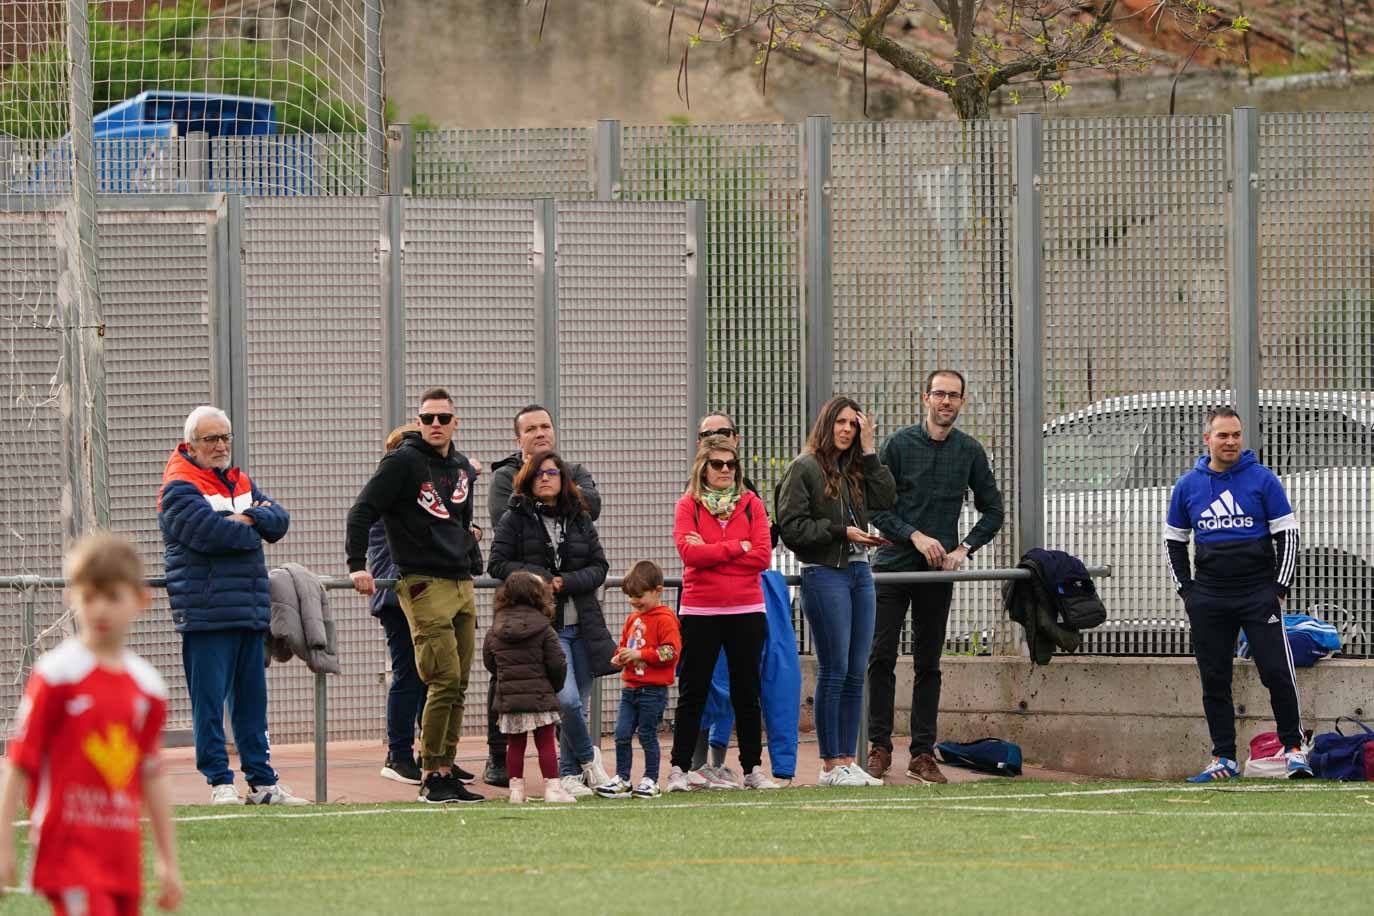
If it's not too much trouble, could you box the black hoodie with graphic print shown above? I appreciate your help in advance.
[346,431,482,580]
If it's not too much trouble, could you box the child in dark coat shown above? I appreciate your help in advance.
[483,572,573,804]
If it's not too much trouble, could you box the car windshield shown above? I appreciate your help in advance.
[1045,417,1148,492]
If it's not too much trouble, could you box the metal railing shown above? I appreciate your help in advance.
[1,564,1109,801]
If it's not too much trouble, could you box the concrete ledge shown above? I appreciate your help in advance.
[801,655,1374,779]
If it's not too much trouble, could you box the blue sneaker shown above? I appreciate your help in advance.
[1186,757,1239,783]
[1285,747,1314,779]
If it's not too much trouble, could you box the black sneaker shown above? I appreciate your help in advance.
[418,772,462,804]
[483,757,510,788]
[380,756,422,785]
[442,772,486,804]
[451,763,477,785]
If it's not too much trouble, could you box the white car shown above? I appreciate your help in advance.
[1043,390,1374,656]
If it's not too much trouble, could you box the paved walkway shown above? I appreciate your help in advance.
[163,736,1087,805]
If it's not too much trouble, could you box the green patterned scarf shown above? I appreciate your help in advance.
[700,485,742,520]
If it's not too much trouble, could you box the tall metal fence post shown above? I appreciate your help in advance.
[20,585,37,680]
[596,120,621,201]
[185,131,210,193]
[216,196,250,467]
[1230,107,1262,453]
[685,200,709,457]
[532,198,559,416]
[363,0,385,194]
[381,150,407,429]
[64,0,108,534]
[388,123,415,198]
[1014,112,1045,558]
[804,115,833,427]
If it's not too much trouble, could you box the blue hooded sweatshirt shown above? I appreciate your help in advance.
[1164,450,1299,595]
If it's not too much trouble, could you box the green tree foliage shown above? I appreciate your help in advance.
[2,1,362,139]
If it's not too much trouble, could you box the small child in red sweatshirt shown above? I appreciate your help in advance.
[594,561,682,799]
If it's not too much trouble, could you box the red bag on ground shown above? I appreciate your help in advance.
[1249,731,1282,760]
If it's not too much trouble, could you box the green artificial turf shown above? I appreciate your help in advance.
[7,781,1373,914]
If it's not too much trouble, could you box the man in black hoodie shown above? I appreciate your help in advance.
[481,403,601,787]
[347,389,484,804]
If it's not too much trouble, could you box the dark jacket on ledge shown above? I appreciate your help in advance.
[1002,549,1106,665]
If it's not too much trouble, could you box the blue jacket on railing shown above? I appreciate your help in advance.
[366,520,401,619]
[158,444,290,633]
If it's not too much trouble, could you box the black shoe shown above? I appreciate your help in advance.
[380,757,422,785]
[483,757,510,788]
[419,772,462,804]
[441,772,486,803]
[451,763,476,784]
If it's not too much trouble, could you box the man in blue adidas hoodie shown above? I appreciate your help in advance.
[1165,406,1309,782]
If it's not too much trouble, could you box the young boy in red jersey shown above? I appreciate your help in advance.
[1,532,182,915]
[594,561,682,800]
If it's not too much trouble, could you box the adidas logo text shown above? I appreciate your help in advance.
[1197,489,1256,531]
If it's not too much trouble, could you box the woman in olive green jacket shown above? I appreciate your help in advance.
[776,396,896,787]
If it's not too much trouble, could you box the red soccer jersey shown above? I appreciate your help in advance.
[6,639,168,898]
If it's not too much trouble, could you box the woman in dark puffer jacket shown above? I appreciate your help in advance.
[483,571,572,804]
[488,450,614,798]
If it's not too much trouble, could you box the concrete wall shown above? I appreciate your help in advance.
[800,655,1374,780]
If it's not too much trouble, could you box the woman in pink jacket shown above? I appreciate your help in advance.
[665,435,779,792]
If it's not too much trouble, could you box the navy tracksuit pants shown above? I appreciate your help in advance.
[1185,583,1302,760]
[182,629,278,788]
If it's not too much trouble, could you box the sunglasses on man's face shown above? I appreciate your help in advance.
[706,459,740,472]
[698,427,737,440]
[418,413,454,426]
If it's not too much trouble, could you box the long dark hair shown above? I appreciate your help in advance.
[804,395,865,505]
[513,449,588,517]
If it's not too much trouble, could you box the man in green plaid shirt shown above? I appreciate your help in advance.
[866,369,1004,785]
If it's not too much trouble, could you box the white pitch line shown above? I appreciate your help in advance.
[7,783,1368,828]
[807,803,1374,819]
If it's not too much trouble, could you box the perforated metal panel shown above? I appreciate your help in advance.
[212,135,371,196]
[0,209,66,737]
[242,197,384,742]
[1042,117,1231,655]
[1259,113,1374,658]
[100,208,215,734]
[831,120,1018,653]
[414,128,594,198]
[622,124,803,506]
[557,201,696,724]
[402,197,541,736]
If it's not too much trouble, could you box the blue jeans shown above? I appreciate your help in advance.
[182,629,277,788]
[378,604,425,763]
[614,685,669,781]
[557,625,595,777]
[801,563,876,760]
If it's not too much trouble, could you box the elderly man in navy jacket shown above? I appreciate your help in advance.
[159,405,306,805]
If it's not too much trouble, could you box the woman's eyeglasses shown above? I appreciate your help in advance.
[706,459,739,472]
[418,413,454,426]
[534,468,562,480]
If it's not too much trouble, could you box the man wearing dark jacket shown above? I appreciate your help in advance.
[868,370,1004,785]
[347,389,484,804]
[482,404,600,786]
[160,406,305,806]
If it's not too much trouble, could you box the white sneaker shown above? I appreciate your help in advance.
[210,784,243,806]
[560,775,593,798]
[743,767,781,790]
[848,764,884,787]
[684,767,711,790]
[542,778,577,804]
[581,746,612,789]
[632,777,661,799]
[818,765,867,788]
[698,765,741,789]
[246,784,310,806]
[508,777,526,804]
[594,775,633,799]
[665,766,691,793]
